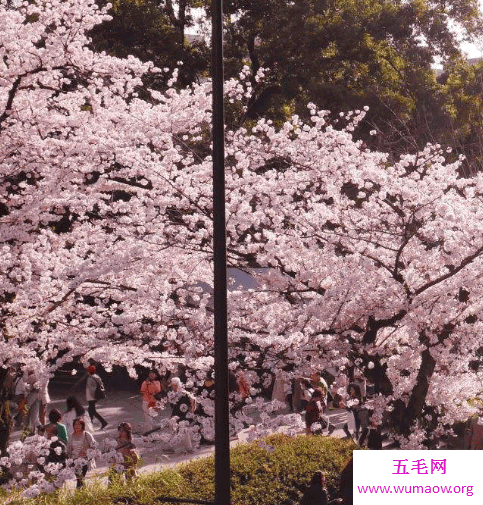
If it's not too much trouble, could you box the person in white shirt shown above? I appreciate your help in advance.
[24,370,41,433]
[38,377,51,425]
[63,396,94,436]
[271,372,291,410]
[12,371,27,429]
[66,417,96,488]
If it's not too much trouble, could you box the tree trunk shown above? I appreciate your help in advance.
[0,368,13,457]
[393,347,436,437]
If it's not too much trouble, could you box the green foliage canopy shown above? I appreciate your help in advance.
[222,0,483,157]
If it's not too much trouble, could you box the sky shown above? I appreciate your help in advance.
[449,0,483,59]
[461,34,483,60]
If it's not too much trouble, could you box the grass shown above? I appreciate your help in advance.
[1,434,357,505]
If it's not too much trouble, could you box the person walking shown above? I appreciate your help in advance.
[236,370,250,400]
[292,377,305,412]
[12,369,27,429]
[38,376,51,426]
[170,377,196,422]
[169,377,196,452]
[194,372,216,444]
[300,378,314,412]
[63,396,94,436]
[344,386,363,441]
[66,417,96,488]
[24,370,41,434]
[329,384,346,410]
[305,388,325,435]
[359,419,383,450]
[140,370,162,430]
[352,371,367,402]
[85,365,108,430]
[271,371,291,410]
[310,372,328,403]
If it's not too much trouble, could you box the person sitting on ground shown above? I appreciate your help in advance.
[37,422,67,485]
[339,457,353,505]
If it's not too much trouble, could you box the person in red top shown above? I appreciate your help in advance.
[140,370,162,429]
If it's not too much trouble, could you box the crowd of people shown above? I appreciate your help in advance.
[37,413,138,489]
[7,363,373,496]
[10,365,106,438]
[271,368,382,449]
[10,364,124,488]
[8,364,220,488]
[11,368,50,434]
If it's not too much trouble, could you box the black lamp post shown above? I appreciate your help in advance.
[212,0,230,504]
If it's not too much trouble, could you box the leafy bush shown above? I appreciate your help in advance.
[225,434,355,505]
[5,434,356,505]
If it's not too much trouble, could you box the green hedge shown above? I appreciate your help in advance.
[3,434,356,505]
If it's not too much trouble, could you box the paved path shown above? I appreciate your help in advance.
[11,391,359,485]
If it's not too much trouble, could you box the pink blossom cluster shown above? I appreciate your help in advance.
[1,0,483,492]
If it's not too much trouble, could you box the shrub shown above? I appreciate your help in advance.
[5,434,356,505]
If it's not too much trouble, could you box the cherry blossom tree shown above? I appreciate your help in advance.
[2,1,483,491]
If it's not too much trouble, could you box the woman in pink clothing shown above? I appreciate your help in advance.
[140,370,162,429]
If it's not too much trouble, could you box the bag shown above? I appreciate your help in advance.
[47,439,67,465]
[94,379,106,401]
[124,448,140,469]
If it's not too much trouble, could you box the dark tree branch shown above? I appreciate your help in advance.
[414,243,483,297]
[0,76,22,132]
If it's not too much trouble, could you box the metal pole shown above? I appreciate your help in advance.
[212,0,230,504]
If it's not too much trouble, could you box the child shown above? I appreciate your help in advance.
[114,422,139,481]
